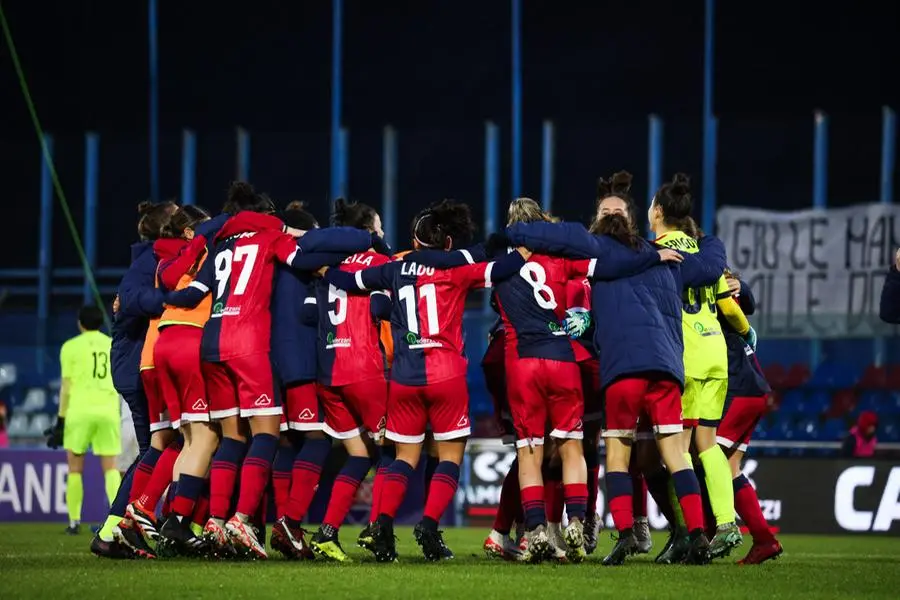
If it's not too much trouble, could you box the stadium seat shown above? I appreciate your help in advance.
[808,361,859,389]
[778,389,807,413]
[887,365,900,389]
[763,363,787,389]
[806,389,831,414]
[859,365,888,389]
[783,363,811,389]
[826,389,857,418]
[27,413,50,437]
[881,421,900,442]
[855,390,885,413]
[794,418,819,441]
[821,418,846,441]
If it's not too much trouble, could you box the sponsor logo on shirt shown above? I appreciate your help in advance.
[456,415,469,428]
[547,321,567,336]
[325,332,352,349]
[211,303,241,319]
[404,331,442,350]
[253,394,272,407]
[692,321,721,337]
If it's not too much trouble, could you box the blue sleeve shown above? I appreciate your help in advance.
[162,257,213,308]
[300,296,319,326]
[370,292,392,320]
[298,227,372,254]
[163,285,207,308]
[880,268,900,324]
[590,244,661,281]
[118,263,164,318]
[507,222,604,258]
[194,213,230,240]
[738,280,757,315]
[679,235,727,288]
[289,252,353,271]
[324,261,397,291]
[490,251,527,282]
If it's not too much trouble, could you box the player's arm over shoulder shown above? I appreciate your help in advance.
[716,276,750,335]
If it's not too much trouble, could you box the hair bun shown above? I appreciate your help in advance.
[137,200,154,215]
[671,173,691,196]
[610,171,633,195]
[286,200,307,212]
[227,181,256,206]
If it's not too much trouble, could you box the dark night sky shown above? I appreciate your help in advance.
[1,0,898,272]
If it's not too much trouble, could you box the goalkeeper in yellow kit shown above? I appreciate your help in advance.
[48,306,122,534]
[649,175,755,560]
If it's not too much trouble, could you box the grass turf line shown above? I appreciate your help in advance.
[1,525,899,600]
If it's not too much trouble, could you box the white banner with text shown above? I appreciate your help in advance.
[716,203,899,337]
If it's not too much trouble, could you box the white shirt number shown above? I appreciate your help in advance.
[213,244,259,299]
[328,284,348,326]
[519,262,557,310]
[398,283,439,335]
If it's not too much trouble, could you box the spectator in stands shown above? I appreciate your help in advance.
[878,248,900,323]
[842,411,878,458]
[0,400,8,448]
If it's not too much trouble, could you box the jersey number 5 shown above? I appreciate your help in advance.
[398,283,439,335]
[214,244,259,299]
[328,284,348,325]
[519,263,557,310]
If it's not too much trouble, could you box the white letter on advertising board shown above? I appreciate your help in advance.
[23,464,51,514]
[835,466,874,531]
[0,463,22,513]
[55,463,68,514]
[873,468,900,532]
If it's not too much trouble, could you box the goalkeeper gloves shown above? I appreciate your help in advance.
[743,326,758,351]
[44,416,64,450]
[564,308,592,339]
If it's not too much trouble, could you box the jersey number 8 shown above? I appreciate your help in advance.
[214,244,259,299]
[519,262,557,310]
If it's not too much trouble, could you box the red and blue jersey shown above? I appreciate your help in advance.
[324,252,526,386]
[166,219,376,363]
[719,282,770,399]
[195,221,301,362]
[313,250,391,386]
[566,278,597,359]
[494,254,591,362]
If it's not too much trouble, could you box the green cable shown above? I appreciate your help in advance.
[0,2,111,330]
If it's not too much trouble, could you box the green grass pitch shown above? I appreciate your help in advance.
[1,525,899,599]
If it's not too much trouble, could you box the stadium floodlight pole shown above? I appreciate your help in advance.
[484,121,500,312]
[540,120,555,213]
[83,132,99,304]
[181,129,196,205]
[148,0,159,201]
[235,126,250,181]
[382,125,398,247]
[511,0,522,199]
[37,135,54,374]
[339,127,349,197]
[881,106,896,205]
[875,106,895,366]
[810,110,829,368]
[329,0,344,201]
[647,114,664,238]
[701,0,716,233]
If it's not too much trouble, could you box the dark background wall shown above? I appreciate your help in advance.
[1,0,898,270]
